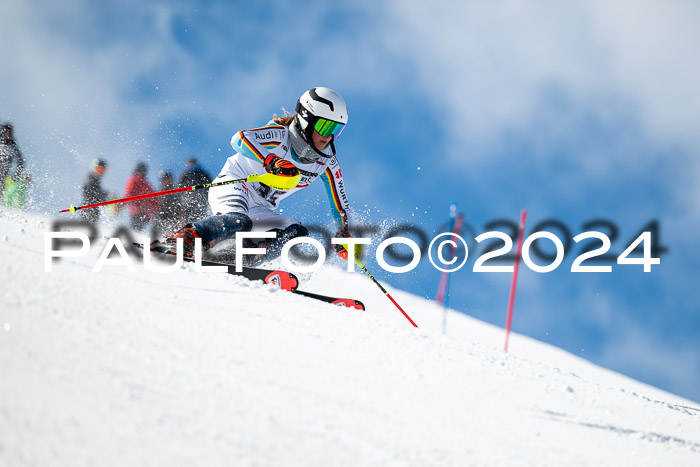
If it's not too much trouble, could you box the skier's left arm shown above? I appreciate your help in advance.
[320,156,351,233]
[321,157,363,260]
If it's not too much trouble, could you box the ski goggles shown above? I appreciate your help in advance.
[314,117,345,139]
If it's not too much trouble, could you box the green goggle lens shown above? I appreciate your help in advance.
[314,118,345,139]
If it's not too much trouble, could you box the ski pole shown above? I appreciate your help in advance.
[60,172,301,214]
[354,258,418,328]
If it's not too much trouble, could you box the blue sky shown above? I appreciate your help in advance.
[2,0,699,402]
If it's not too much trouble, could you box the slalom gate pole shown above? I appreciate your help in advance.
[60,172,301,214]
[504,209,527,352]
[354,258,418,328]
[436,203,457,306]
[436,204,464,334]
[442,213,464,310]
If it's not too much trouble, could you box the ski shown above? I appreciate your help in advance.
[134,241,365,310]
[293,290,365,310]
[136,241,299,291]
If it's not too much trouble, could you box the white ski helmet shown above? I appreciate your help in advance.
[291,87,348,162]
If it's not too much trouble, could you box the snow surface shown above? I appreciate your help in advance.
[1,207,699,467]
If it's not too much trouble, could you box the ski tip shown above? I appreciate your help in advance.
[330,298,366,310]
[264,271,299,292]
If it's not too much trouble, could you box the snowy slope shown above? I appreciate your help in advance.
[1,207,699,467]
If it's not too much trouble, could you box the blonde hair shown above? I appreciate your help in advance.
[272,108,296,126]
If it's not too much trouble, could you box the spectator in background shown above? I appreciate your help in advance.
[124,162,159,231]
[0,123,25,201]
[178,157,211,223]
[81,158,109,223]
[3,173,32,209]
[153,170,181,237]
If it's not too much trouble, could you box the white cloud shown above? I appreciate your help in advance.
[382,0,700,170]
[589,0,700,147]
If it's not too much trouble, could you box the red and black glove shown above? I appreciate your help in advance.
[335,229,363,260]
[335,229,351,259]
[263,155,299,177]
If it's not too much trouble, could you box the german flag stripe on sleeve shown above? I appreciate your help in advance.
[238,131,266,163]
[324,167,348,230]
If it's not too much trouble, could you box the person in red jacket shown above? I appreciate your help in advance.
[124,162,159,231]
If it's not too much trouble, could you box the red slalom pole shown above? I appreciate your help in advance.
[60,184,196,214]
[59,173,301,214]
[504,209,527,352]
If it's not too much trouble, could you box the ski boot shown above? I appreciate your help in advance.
[160,224,203,259]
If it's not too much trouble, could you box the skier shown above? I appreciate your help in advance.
[161,87,357,265]
[81,158,109,223]
[3,173,32,209]
[0,123,25,201]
